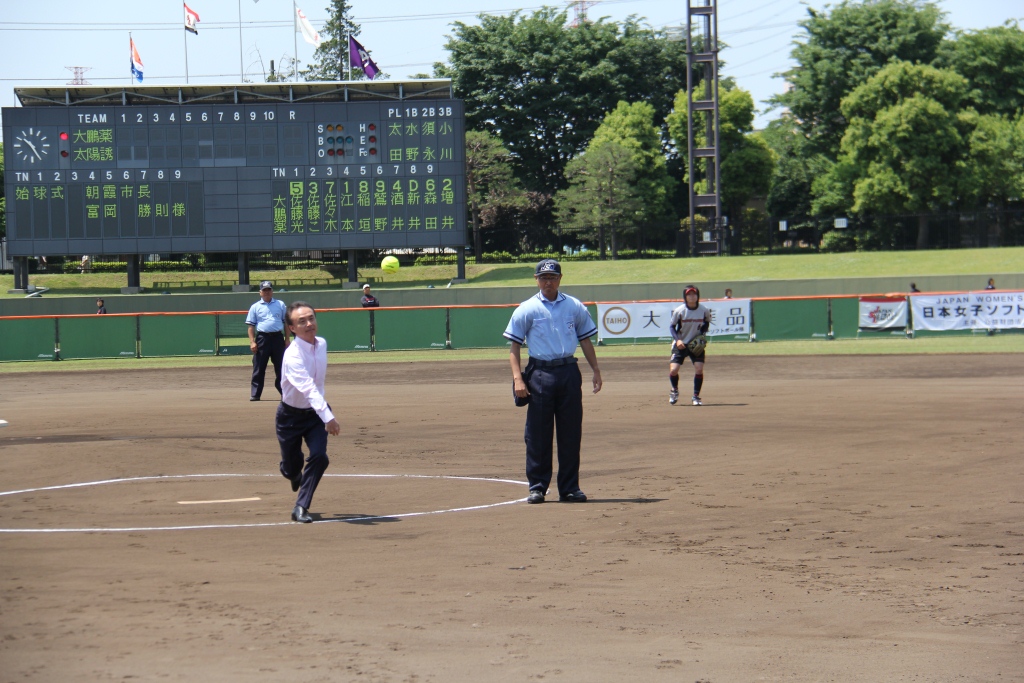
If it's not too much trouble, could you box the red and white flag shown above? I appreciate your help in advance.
[184,3,200,34]
[295,5,321,47]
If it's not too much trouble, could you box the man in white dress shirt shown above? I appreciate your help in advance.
[277,301,341,523]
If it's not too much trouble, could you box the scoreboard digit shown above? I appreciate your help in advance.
[1,100,466,256]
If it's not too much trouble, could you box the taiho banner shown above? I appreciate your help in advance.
[597,300,751,341]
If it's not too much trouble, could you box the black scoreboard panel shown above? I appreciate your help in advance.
[1,100,466,256]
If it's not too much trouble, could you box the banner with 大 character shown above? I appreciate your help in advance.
[597,299,751,341]
[968,291,1024,330]
[859,297,908,329]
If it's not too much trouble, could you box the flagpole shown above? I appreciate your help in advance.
[237,0,244,82]
[293,1,299,82]
[183,6,190,84]
[346,33,352,80]
[129,32,133,85]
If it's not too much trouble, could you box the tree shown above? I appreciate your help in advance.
[821,61,970,248]
[666,86,774,222]
[465,131,523,260]
[938,22,1024,119]
[302,0,365,81]
[0,142,5,239]
[771,0,948,157]
[762,117,818,221]
[589,101,676,224]
[438,9,690,193]
[554,142,642,257]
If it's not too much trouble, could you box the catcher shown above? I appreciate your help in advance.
[668,285,712,406]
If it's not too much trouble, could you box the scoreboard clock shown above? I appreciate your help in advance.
[2,96,466,256]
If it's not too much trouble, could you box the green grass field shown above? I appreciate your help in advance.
[1,334,1020,374]
[3,246,1022,297]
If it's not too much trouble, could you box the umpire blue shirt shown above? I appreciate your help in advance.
[246,298,287,333]
[503,291,598,361]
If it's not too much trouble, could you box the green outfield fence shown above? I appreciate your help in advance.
[0,294,1007,363]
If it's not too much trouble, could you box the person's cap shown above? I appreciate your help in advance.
[535,259,561,276]
[259,280,273,290]
[362,284,371,290]
[684,285,700,297]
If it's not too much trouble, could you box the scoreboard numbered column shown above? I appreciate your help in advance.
[1,100,466,256]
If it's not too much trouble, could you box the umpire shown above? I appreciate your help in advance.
[504,259,602,504]
[246,281,289,402]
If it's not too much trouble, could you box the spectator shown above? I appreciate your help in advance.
[985,278,996,290]
[96,298,107,314]
[360,284,380,308]
[909,283,921,293]
[80,255,92,273]
[724,288,733,299]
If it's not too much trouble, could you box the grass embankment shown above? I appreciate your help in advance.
[0,334,1020,374]
[2,247,1021,298]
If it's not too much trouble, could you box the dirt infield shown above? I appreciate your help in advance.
[0,354,1021,682]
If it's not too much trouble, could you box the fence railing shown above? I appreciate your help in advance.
[1,293,1016,363]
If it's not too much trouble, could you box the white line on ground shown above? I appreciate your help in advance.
[178,497,261,505]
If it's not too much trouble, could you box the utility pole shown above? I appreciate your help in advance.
[685,0,721,256]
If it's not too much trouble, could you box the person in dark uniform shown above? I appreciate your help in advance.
[95,298,107,314]
[277,301,340,523]
[504,259,602,505]
[246,281,289,402]
[360,283,380,307]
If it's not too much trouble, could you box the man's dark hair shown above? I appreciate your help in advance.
[286,301,315,326]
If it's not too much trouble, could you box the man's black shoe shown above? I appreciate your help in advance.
[291,505,312,523]
[559,490,588,503]
[290,475,302,492]
[527,490,545,504]
[250,397,260,402]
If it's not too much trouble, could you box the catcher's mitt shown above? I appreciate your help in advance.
[686,334,707,354]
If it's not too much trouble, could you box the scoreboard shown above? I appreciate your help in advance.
[2,97,466,256]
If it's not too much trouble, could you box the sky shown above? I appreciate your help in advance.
[0,0,1021,138]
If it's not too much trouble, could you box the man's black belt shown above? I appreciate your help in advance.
[530,356,577,367]
[256,330,283,336]
[280,402,316,415]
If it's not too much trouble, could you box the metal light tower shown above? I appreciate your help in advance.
[685,0,721,255]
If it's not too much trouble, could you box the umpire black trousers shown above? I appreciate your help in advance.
[251,331,285,400]
[524,362,584,497]
[276,403,330,510]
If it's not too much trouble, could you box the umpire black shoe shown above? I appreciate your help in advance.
[249,396,260,402]
[290,475,302,492]
[527,490,545,504]
[559,490,588,503]
[291,505,312,523]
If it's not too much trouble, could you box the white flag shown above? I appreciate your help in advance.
[184,3,200,34]
[295,6,321,47]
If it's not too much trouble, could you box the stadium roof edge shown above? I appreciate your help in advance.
[11,79,454,107]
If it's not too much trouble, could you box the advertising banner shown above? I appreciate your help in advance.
[597,299,751,341]
[911,291,1024,331]
[858,297,908,329]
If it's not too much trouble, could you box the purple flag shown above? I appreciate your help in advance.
[349,36,379,80]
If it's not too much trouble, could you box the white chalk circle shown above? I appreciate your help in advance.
[0,473,528,533]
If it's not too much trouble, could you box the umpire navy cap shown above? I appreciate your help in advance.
[259,280,273,290]
[535,259,561,276]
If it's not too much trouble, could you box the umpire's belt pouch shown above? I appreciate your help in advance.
[513,360,535,407]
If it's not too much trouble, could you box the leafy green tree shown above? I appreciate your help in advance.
[820,61,970,248]
[761,117,817,221]
[302,0,367,81]
[0,142,5,238]
[938,23,1024,118]
[589,101,676,224]
[554,142,642,256]
[771,0,948,157]
[438,9,691,193]
[957,112,1022,209]
[465,131,523,260]
[667,86,773,221]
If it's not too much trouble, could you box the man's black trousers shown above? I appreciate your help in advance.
[524,363,583,497]
[251,331,285,400]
